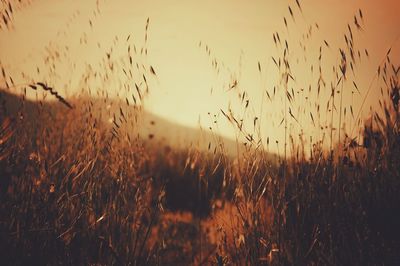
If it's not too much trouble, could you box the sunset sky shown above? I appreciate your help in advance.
[1,0,399,152]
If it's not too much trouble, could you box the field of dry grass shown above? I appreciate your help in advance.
[1,1,400,265]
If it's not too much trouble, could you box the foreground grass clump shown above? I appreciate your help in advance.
[216,81,399,265]
[218,83,400,265]
[0,96,163,265]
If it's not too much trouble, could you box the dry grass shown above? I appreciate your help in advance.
[0,1,400,265]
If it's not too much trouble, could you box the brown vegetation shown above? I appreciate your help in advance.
[0,1,400,265]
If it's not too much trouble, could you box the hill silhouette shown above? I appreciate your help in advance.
[0,89,274,158]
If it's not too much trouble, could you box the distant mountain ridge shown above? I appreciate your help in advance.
[0,90,250,156]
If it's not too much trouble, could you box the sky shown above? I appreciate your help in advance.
[0,0,399,153]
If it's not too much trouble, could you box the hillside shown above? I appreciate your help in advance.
[0,89,254,157]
